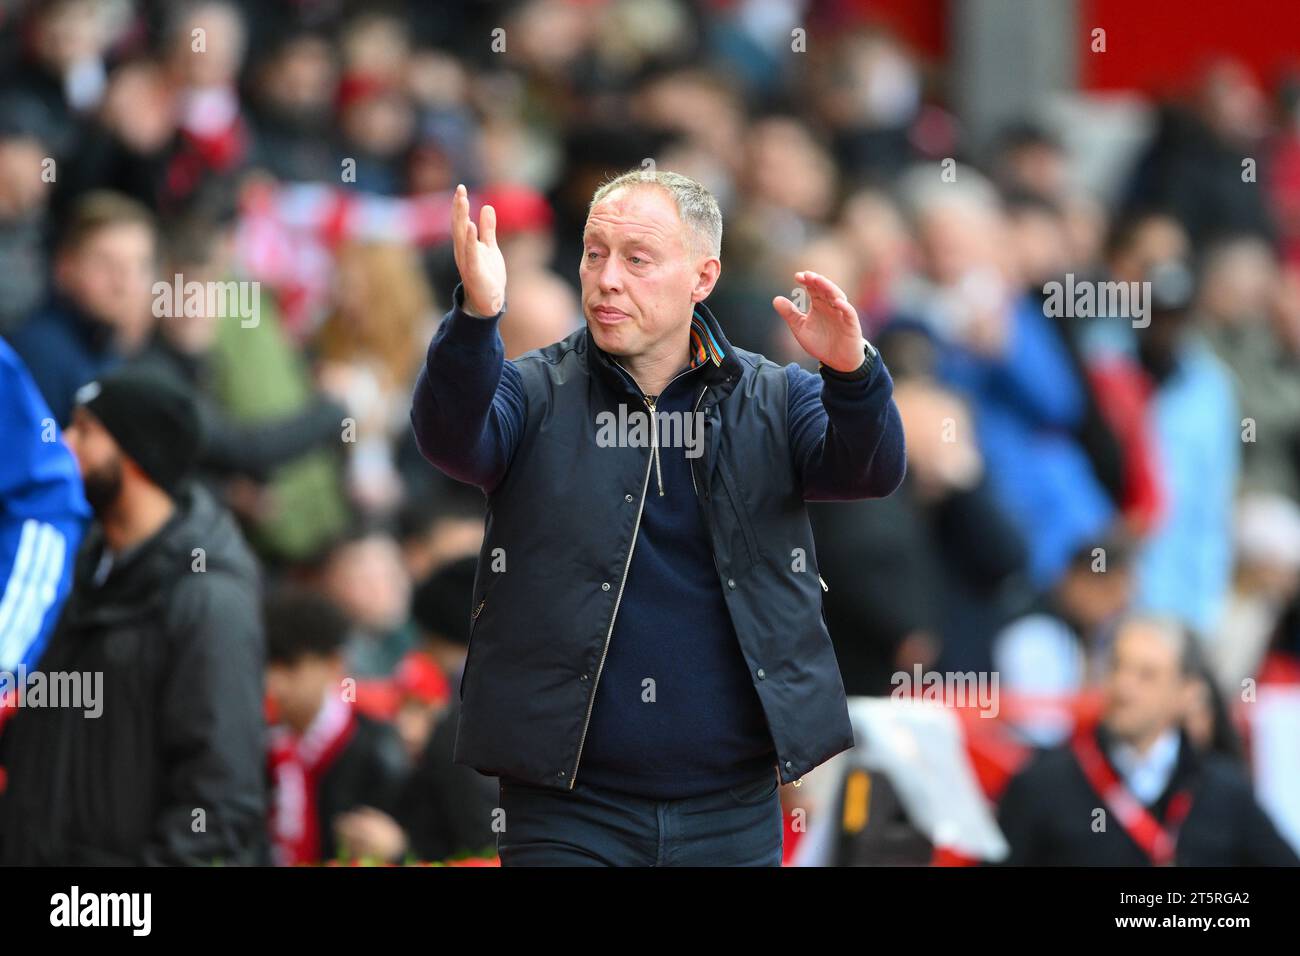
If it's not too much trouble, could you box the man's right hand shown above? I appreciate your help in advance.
[452,183,506,318]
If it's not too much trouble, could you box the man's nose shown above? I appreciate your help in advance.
[597,257,624,293]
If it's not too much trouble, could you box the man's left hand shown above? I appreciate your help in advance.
[772,271,868,373]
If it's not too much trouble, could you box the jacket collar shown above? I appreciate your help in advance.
[50,292,117,355]
[585,298,744,397]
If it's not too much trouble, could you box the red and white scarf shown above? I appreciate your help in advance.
[268,692,356,866]
[1071,722,1194,866]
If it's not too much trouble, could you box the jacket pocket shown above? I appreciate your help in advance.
[460,595,487,702]
[716,458,760,568]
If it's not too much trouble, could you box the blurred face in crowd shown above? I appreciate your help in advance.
[500,269,579,360]
[0,136,50,219]
[170,2,246,87]
[267,652,342,733]
[1199,238,1278,325]
[1002,142,1067,200]
[580,184,719,363]
[395,699,439,760]
[100,62,177,155]
[746,118,836,221]
[1057,560,1133,635]
[1103,620,1193,746]
[63,406,126,513]
[322,535,412,633]
[1110,215,1189,285]
[33,0,107,72]
[916,198,1005,288]
[55,222,157,339]
[340,92,415,158]
[1007,206,1070,288]
[261,35,337,117]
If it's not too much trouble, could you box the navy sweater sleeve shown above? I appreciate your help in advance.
[786,351,907,501]
[409,282,527,494]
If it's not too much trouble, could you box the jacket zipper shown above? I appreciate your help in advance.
[645,394,664,496]
[689,384,708,497]
[569,359,707,787]
[569,434,654,789]
[608,358,705,500]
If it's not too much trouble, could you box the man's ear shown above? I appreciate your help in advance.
[691,256,722,304]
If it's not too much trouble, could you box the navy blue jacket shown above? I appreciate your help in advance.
[5,294,124,427]
[411,283,905,797]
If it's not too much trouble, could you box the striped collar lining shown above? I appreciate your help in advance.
[688,311,725,369]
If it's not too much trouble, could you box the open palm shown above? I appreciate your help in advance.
[452,183,507,318]
[772,271,867,372]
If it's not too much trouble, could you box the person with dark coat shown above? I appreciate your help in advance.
[5,191,158,426]
[412,173,905,866]
[811,376,1029,693]
[0,369,268,865]
[996,614,1299,866]
[264,589,409,865]
[326,555,500,863]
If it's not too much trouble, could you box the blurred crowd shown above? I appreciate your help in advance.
[2,0,1300,864]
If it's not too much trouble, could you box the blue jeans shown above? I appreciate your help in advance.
[496,767,784,866]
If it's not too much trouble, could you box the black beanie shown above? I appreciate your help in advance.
[73,368,202,493]
[411,554,480,646]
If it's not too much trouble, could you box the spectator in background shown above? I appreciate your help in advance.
[264,588,409,865]
[893,169,1116,590]
[6,190,157,426]
[993,536,1136,746]
[996,614,1298,866]
[335,555,499,863]
[1126,59,1275,251]
[1199,235,1300,500]
[315,240,435,515]
[159,0,252,214]
[130,214,348,488]
[309,528,414,679]
[332,12,415,196]
[811,371,1028,691]
[0,106,55,335]
[394,477,485,585]
[245,30,340,184]
[0,369,267,865]
[991,120,1070,203]
[1211,494,1300,697]
[0,0,120,161]
[497,268,582,359]
[1123,261,1240,637]
[0,340,89,682]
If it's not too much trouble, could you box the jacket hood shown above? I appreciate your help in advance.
[78,481,260,608]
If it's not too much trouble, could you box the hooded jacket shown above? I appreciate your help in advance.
[0,482,267,865]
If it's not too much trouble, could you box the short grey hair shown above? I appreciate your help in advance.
[588,169,722,259]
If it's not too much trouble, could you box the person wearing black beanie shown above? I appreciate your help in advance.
[0,367,268,866]
[68,367,203,508]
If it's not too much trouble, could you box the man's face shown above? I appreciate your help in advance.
[56,223,157,338]
[1103,622,1189,743]
[579,185,713,361]
[63,406,125,513]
